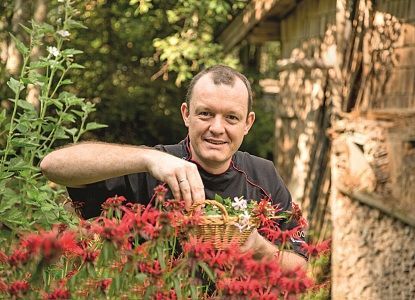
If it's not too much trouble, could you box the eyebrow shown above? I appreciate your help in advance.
[195,105,243,116]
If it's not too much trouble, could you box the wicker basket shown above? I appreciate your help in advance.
[190,199,258,250]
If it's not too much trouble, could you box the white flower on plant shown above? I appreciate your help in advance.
[231,196,247,211]
[235,210,251,232]
[47,46,60,57]
[57,30,70,38]
[58,0,65,3]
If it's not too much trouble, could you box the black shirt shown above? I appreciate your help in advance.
[67,138,306,256]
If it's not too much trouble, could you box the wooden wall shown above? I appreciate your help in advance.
[280,0,336,57]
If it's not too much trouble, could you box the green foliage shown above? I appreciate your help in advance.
[62,0,252,147]
[150,0,245,85]
[0,1,106,231]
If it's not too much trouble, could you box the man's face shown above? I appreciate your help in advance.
[181,74,255,174]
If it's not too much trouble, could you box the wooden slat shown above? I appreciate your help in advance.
[218,0,297,52]
[337,184,415,227]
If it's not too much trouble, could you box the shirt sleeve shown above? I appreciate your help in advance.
[67,173,151,219]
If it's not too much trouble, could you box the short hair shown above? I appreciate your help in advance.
[185,65,253,112]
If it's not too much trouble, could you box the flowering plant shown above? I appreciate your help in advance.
[0,187,330,299]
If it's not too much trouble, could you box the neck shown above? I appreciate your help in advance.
[194,158,231,175]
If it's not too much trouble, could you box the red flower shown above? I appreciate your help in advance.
[154,289,177,300]
[8,249,30,266]
[182,236,214,262]
[91,217,130,245]
[279,268,314,295]
[138,260,162,276]
[58,231,82,255]
[260,225,303,245]
[301,239,331,258]
[97,278,112,292]
[253,199,282,230]
[101,195,127,210]
[19,230,82,260]
[154,184,168,204]
[82,249,100,263]
[46,287,70,299]
[8,280,29,296]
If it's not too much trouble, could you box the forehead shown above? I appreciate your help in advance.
[191,73,249,111]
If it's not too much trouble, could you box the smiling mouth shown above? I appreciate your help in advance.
[204,138,227,145]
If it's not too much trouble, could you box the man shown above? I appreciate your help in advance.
[41,65,307,271]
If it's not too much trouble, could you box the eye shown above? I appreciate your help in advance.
[227,115,239,121]
[198,111,211,117]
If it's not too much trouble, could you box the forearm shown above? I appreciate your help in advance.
[40,142,155,187]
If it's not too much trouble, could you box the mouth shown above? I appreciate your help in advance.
[204,138,227,146]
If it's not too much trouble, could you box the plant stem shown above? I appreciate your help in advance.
[1,55,30,170]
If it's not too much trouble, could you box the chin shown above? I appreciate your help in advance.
[200,154,230,165]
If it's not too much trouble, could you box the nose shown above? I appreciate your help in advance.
[209,116,225,135]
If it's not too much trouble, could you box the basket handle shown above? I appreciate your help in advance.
[190,200,229,222]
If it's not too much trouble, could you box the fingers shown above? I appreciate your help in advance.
[185,164,205,208]
[176,170,192,210]
[176,164,205,211]
[147,152,204,210]
[166,176,181,202]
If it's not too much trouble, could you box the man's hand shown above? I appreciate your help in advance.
[240,229,307,272]
[145,150,205,210]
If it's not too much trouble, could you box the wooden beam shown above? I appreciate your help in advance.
[218,0,294,52]
[337,184,415,227]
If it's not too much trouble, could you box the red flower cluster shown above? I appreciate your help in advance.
[0,185,329,299]
[101,195,126,210]
[14,228,81,262]
[97,278,112,292]
[8,280,29,296]
[301,239,331,258]
[46,287,70,299]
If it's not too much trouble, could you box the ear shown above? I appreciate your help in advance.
[244,111,255,135]
[181,102,190,127]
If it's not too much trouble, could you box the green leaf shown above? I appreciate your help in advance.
[17,99,35,111]
[64,128,78,137]
[60,79,73,85]
[66,19,88,29]
[214,194,222,202]
[85,122,108,131]
[15,122,30,134]
[190,285,198,299]
[9,33,28,55]
[38,22,55,34]
[198,261,215,282]
[7,77,24,94]
[30,60,51,69]
[173,277,183,299]
[70,109,83,117]
[20,24,32,35]
[53,127,69,140]
[68,63,85,69]
[50,98,64,110]
[61,48,84,56]
[11,138,39,148]
[0,109,7,125]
